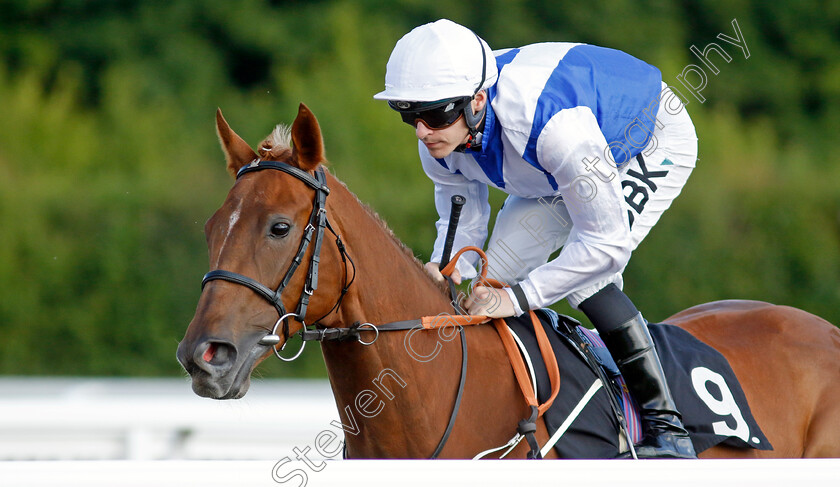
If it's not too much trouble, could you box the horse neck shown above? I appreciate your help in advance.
[324,171,453,325]
[319,171,490,457]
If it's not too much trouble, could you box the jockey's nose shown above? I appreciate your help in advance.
[415,121,433,139]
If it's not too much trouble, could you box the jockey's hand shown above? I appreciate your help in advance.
[424,262,462,285]
[464,285,515,318]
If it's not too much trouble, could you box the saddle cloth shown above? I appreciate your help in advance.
[504,309,773,458]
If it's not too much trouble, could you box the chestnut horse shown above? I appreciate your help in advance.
[177,104,840,458]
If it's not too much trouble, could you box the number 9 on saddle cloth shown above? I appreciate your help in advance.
[505,309,772,458]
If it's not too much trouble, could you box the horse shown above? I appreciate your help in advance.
[177,104,840,459]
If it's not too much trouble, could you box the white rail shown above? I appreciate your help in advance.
[0,377,339,461]
[2,378,838,487]
[2,459,839,487]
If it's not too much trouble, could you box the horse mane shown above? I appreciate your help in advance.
[258,124,447,296]
[331,178,449,296]
[257,124,294,161]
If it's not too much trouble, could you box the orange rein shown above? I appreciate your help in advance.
[431,246,561,417]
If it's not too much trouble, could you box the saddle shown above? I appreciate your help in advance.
[504,309,773,457]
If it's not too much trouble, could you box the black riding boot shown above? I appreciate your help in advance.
[579,284,696,459]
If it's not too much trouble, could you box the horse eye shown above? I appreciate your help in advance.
[270,222,291,238]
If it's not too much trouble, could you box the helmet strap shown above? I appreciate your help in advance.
[462,31,488,151]
[456,102,486,152]
[465,105,485,149]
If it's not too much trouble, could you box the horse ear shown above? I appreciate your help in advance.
[290,103,326,171]
[216,108,258,178]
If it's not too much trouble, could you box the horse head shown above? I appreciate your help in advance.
[177,104,343,399]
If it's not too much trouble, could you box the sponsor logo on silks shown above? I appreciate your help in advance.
[661,158,674,165]
[622,156,669,228]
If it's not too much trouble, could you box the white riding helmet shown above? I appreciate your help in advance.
[374,19,498,102]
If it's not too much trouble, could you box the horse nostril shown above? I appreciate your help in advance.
[193,339,237,375]
[203,343,217,363]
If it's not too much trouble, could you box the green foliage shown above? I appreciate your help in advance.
[0,0,837,377]
[625,106,840,322]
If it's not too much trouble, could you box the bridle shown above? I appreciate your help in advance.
[197,158,467,458]
[201,159,353,361]
[197,161,550,459]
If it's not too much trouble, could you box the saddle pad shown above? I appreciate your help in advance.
[504,311,625,458]
[504,309,773,457]
[644,322,773,452]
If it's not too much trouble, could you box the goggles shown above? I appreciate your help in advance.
[388,97,472,129]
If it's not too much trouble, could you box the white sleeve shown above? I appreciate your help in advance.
[517,107,633,308]
[419,145,491,279]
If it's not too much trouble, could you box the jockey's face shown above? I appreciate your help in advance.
[414,115,470,158]
[414,92,486,159]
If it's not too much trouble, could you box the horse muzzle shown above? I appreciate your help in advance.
[177,333,272,399]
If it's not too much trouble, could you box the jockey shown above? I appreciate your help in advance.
[374,19,699,459]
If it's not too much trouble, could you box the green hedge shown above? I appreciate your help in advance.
[0,0,837,377]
